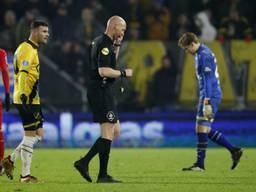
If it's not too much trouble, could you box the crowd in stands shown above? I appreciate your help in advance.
[0,0,255,111]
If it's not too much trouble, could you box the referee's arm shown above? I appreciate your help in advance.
[98,67,122,78]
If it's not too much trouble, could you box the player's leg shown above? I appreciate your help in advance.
[0,102,4,175]
[9,142,22,163]
[183,100,210,171]
[4,138,24,179]
[207,98,235,151]
[208,127,243,169]
[2,104,16,180]
[182,124,209,171]
[195,125,210,170]
[9,126,36,165]
[3,131,37,181]
[208,129,235,152]
[3,104,42,182]
[3,130,42,181]
[207,98,243,169]
[20,104,44,183]
[19,130,38,183]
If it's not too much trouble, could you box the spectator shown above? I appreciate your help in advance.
[218,9,253,41]
[41,0,60,20]
[123,0,144,39]
[51,3,73,42]
[170,13,192,40]
[16,7,39,45]
[146,55,177,111]
[194,10,217,42]
[145,1,171,40]
[0,10,17,51]
[74,7,104,46]
[51,40,73,73]
[127,27,141,40]
[70,41,89,87]
[87,0,109,24]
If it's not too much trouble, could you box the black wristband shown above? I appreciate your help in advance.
[114,43,121,47]
[120,70,126,77]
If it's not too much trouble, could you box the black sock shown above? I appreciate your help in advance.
[80,137,101,164]
[98,138,112,178]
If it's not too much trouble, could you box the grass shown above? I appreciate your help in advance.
[1,148,255,192]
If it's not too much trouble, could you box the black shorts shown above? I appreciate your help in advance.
[87,85,118,123]
[15,104,44,131]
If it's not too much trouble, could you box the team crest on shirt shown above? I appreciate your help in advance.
[106,111,115,121]
[101,47,109,55]
[22,60,29,66]
[204,66,211,72]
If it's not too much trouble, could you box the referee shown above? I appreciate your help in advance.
[74,16,133,183]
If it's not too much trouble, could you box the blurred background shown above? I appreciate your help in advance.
[0,0,256,148]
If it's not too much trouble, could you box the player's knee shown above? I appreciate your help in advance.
[24,130,37,137]
[196,125,210,133]
[36,128,44,137]
[21,136,37,151]
[35,128,44,144]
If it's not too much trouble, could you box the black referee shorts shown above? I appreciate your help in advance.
[15,104,44,131]
[87,86,118,124]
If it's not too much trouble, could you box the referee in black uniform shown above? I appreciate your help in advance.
[74,16,133,183]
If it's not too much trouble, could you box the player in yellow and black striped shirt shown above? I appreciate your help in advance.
[13,38,41,105]
[3,20,49,183]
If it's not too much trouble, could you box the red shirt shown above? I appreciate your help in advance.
[0,49,10,94]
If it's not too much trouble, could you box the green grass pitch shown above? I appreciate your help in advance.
[1,148,255,192]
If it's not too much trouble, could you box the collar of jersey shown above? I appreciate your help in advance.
[103,34,114,45]
[27,39,39,49]
[196,44,204,54]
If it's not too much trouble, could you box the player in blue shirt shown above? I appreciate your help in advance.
[178,32,243,171]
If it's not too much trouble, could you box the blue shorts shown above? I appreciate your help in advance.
[196,97,221,127]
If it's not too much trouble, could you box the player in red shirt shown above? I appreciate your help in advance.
[0,48,10,175]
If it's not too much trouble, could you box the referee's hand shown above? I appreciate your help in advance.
[114,36,123,45]
[125,69,133,77]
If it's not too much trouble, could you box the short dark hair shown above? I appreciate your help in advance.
[30,20,48,29]
[178,32,199,48]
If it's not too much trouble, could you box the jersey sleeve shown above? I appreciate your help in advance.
[0,50,6,65]
[0,49,10,93]
[200,54,213,99]
[18,45,33,72]
[18,45,34,95]
[97,45,111,68]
